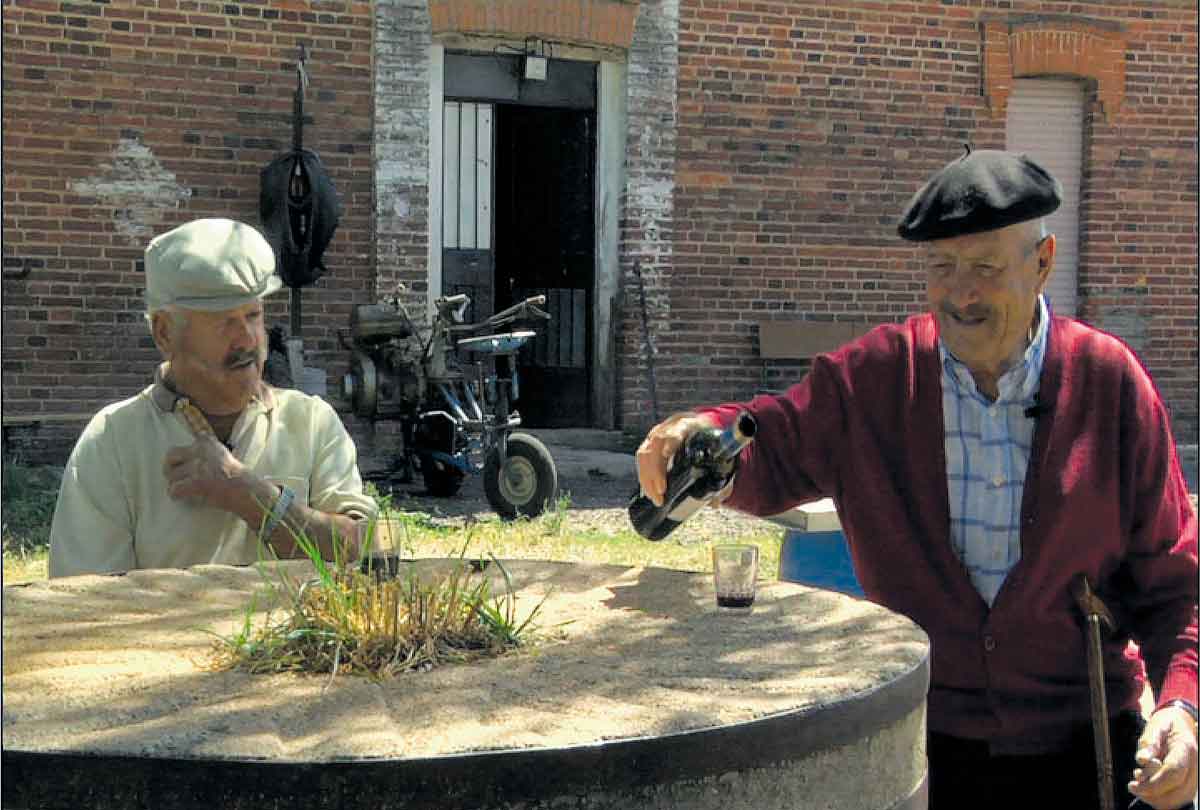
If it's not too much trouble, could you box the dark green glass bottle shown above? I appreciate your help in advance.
[628,411,757,541]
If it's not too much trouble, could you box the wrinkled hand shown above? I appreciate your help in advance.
[635,412,718,506]
[163,436,248,513]
[1128,705,1198,809]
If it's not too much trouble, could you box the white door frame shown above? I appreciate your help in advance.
[594,61,627,427]
[427,44,445,321]
[426,53,627,427]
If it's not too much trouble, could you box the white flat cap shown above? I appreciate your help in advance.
[144,218,282,311]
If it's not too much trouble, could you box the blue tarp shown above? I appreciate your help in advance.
[778,529,864,598]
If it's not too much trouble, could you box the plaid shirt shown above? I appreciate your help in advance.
[939,296,1049,606]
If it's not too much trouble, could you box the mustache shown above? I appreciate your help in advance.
[223,348,264,369]
[940,303,991,321]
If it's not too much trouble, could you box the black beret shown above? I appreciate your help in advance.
[897,149,1062,242]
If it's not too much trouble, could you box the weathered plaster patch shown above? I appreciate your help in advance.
[625,0,680,325]
[391,190,411,219]
[70,139,193,243]
[373,0,434,309]
[626,0,679,270]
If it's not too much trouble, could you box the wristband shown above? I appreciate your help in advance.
[1164,698,1198,727]
[260,485,295,539]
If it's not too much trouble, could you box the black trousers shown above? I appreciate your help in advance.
[929,712,1195,810]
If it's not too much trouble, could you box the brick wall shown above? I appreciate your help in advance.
[2,0,375,455]
[3,0,1196,464]
[1074,5,1198,445]
[669,0,1197,443]
[429,0,638,47]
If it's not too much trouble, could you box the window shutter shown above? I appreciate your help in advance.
[1006,79,1084,317]
[442,101,494,250]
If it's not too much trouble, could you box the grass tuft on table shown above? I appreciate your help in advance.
[210,525,548,680]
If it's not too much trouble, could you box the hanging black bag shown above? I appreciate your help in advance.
[259,148,340,289]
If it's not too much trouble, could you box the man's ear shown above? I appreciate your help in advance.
[1036,234,1056,278]
[1032,233,1056,294]
[150,311,174,356]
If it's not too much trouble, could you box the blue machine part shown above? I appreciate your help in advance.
[778,530,864,598]
[456,331,535,355]
[461,380,484,421]
[428,450,471,473]
[436,383,471,423]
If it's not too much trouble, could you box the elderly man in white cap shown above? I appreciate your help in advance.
[49,218,377,578]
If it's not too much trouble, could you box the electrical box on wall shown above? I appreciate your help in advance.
[522,55,548,81]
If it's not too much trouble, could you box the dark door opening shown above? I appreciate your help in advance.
[493,105,596,428]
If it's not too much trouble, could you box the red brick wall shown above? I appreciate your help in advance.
[1075,6,1198,446]
[429,0,638,48]
[3,0,1196,460]
[671,0,1197,442]
[2,1,375,431]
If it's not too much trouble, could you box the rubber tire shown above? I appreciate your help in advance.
[421,456,465,497]
[483,432,558,519]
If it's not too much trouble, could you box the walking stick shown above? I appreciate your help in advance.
[1073,575,1118,810]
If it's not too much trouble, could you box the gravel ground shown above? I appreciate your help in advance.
[366,461,777,544]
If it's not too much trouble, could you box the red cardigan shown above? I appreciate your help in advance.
[704,313,1198,741]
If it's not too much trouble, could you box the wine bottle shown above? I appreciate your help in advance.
[628,411,757,541]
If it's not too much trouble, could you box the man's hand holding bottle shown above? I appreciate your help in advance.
[630,411,756,540]
[635,411,718,507]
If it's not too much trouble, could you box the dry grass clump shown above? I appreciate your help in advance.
[211,529,546,680]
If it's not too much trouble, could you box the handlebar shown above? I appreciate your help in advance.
[443,294,551,333]
[489,295,549,325]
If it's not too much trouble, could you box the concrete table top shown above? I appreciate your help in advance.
[3,559,930,809]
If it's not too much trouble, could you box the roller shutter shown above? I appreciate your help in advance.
[1006,78,1084,317]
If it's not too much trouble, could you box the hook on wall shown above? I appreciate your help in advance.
[297,44,309,93]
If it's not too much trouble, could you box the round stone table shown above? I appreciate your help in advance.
[3,559,930,810]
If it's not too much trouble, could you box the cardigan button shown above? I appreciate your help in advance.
[983,635,997,652]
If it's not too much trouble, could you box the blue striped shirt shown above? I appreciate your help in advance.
[939,296,1049,607]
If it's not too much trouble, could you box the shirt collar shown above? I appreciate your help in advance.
[939,295,1050,405]
[149,362,276,414]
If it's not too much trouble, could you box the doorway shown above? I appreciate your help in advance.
[438,53,600,428]
[494,105,596,427]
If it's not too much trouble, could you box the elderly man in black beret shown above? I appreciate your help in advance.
[636,150,1198,809]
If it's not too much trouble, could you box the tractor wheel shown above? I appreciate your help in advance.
[483,433,558,519]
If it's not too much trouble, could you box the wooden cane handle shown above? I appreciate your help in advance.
[176,398,217,440]
[1072,575,1117,635]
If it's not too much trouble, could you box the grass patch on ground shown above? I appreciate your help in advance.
[387,519,780,577]
[2,460,60,583]
[1,468,781,584]
[4,548,49,583]
[378,494,781,578]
